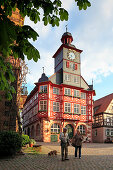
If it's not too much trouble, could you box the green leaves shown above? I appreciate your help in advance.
[0,0,91,100]
[75,0,91,10]
[59,8,68,21]
[0,56,16,100]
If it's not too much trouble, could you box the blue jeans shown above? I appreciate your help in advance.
[75,146,81,158]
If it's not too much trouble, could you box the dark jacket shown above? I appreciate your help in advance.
[73,134,83,146]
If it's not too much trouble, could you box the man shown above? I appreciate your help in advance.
[73,130,83,159]
[59,127,69,161]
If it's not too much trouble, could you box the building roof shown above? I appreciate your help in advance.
[94,93,113,115]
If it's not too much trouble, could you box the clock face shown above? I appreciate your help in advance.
[68,52,75,60]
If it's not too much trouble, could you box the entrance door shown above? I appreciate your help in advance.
[65,124,74,139]
[51,135,58,142]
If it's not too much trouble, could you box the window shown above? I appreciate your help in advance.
[106,129,110,136]
[74,90,80,97]
[39,100,47,111]
[51,123,60,134]
[65,103,71,113]
[39,85,47,93]
[53,102,60,112]
[106,117,110,122]
[106,129,113,136]
[66,61,70,68]
[81,92,86,99]
[77,125,86,135]
[53,87,59,95]
[73,63,77,70]
[111,129,113,136]
[81,106,86,115]
[74,104,80,114]
[74,76,79,83]
[65,88,71,96]
[65,74,71,81]
[94,129,97,136]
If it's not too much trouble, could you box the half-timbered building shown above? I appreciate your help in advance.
[22,31,95,142]
[92,93,113,143]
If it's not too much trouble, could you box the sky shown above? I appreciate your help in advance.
[24,0,113,101]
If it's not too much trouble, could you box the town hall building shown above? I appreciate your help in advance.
[22,31,95,142]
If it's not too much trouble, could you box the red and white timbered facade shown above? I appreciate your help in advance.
[22,32,95,142]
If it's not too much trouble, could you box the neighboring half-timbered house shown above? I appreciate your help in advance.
[92,93,113,143]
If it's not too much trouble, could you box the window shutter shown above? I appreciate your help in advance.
[75,64,77,70]
[66,61,70,68]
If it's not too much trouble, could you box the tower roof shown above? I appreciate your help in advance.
[61,31,73,45]
[38,73,49,83]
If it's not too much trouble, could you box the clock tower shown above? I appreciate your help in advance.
[51,31,84,88]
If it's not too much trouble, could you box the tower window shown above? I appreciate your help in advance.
[74,76,79,83]
[65,74,71,81]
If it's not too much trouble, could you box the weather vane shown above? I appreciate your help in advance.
[42,67,44,73]
[65,24,68,32]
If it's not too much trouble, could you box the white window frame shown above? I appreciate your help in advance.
[81,106,86,115]
[53,87,59,95]
[81,92,86,99]
[65,88,71,96]
[74,89,80,97]
[77,125,86,135]
[106,129,110,136]
[74,104,80,114]
[53,102,60,112]
[39,100,47,111]
[65,74,71,81]
[39,85,47,93]
[74,76,79,83]
[51,123,60,134]
[64,102,71,113]
[106,129,113,136]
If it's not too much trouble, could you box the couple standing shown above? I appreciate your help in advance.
[59,127,83,161]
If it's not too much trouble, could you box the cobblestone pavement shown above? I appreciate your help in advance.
[0,143,113,170]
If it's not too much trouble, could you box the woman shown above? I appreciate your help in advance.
[72,130,83,159]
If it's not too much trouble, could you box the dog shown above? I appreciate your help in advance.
[48,150,57,156]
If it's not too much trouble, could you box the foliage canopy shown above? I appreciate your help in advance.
[0,0,91,100]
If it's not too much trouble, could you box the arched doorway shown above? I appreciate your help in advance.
[65,124,74,139]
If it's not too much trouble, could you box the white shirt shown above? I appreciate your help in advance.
[59,132,69,143]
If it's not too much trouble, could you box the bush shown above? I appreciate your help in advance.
[30,139,36,144]
[0,131,22,156]
[22,134,30,146]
